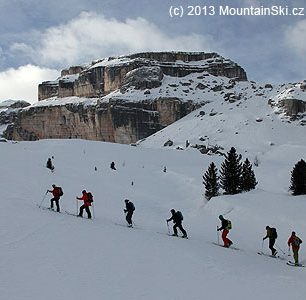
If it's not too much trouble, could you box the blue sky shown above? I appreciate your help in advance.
[0,0,305,103]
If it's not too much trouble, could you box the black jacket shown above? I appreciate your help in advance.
[167,212,181,224]
[125,202,135,212]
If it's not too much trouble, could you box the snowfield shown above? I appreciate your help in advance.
[0,138,305,300]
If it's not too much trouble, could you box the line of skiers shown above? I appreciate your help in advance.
[47,184,93,219]
[45,184,302,265]
[217,216,303,266]
[45,184,187,235]
[262,225,303,266]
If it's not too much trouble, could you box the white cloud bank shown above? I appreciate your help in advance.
[10,12,216,68]
[284,19,306,59]
[0,65,59,104]
[1,12,216,103]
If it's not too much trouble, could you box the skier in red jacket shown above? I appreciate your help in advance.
[76,190,92,219]
[48,184,63,212]
[288,231,303,265]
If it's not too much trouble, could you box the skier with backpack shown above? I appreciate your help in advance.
[47,184,63,212]
[263,226,278,256]
[46,158,54,172]
[124,199,135,227]
[288,231,303,266]
[217,215,233,247]
[166,209,188,238]
[110,162,116,170]
[76,190,93,219]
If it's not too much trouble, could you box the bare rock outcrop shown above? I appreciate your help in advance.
[7,51,249,143]
[38,52,247,101]
[4,98,198,143]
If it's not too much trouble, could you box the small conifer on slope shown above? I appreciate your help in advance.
[290,159,306,195]
[203,162,219,200]
[240,158,257,192]
[220,147,242,195]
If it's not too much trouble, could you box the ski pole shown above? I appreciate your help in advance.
[39,190,48,208]
[261,239,264,253]
[275,243,286,255]
[91,203,95,219]
[167,221,170,235]
[124,210,128,225]
[288,247,291,257]
[217,226,220,245]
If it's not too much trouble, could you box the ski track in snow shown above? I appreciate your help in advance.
[0,139,306,300]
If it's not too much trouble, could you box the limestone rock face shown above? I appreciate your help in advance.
[120,66,163,92]
[38,52,247,101]
[278,99,305,117]
[7,51,249,143]
[269,82,306,121]
[4,98,198,143]
[0,100,31,126]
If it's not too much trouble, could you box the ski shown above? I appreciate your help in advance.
[64,211,93,220]
[157,232,189,239]
[114,222,141,229]
[212,242,239,251]
[287,261,305,267]
[39,206,60,213]
[257,252,286,260]
[114,222,133,228]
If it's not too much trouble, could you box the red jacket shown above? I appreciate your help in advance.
[288,235,302,250]
[77,193,91,207]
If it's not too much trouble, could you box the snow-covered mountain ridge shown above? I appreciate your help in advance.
[138,79,306,159]
[1,52,305,146]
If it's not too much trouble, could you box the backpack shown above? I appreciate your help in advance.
[293,237,301,247]
[176,211,183,221]
[271,228,277,239]
[226,220,232,230]
[130,202,135,211]
[58,187,63,196]
[87,192,93,202]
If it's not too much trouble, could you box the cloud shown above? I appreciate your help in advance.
[10,12,216,68]
[284,19,306,58]
[0,65,59,104]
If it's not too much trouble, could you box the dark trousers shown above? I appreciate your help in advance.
[50,197,60,212]
[292,248,299,264]
[173,222,187,236]
[126,211,133,225]
[79,205,92,218]
[269,238,276,255]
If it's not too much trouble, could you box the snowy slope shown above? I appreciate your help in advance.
[138,80,306,158]
[0,139,305,300]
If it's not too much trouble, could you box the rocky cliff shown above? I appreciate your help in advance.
[4,98,197,142]
[38,52,247,101]
[4,51,249,143]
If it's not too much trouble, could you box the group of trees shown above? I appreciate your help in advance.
[203,147,257,200]
[203,147,306,199]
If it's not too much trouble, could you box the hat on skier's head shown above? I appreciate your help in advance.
[171,209,175,214]
[219,215,224,220]
[292,231,296,236]
[52,184,56,188]
[125,199,129,203]
[266,226,270,230]
[82,190,86,193]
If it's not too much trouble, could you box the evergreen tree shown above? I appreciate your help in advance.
[203,162,219,200]
[240,158,257,191]
[220,147,242,194]
[290,159,306,195]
